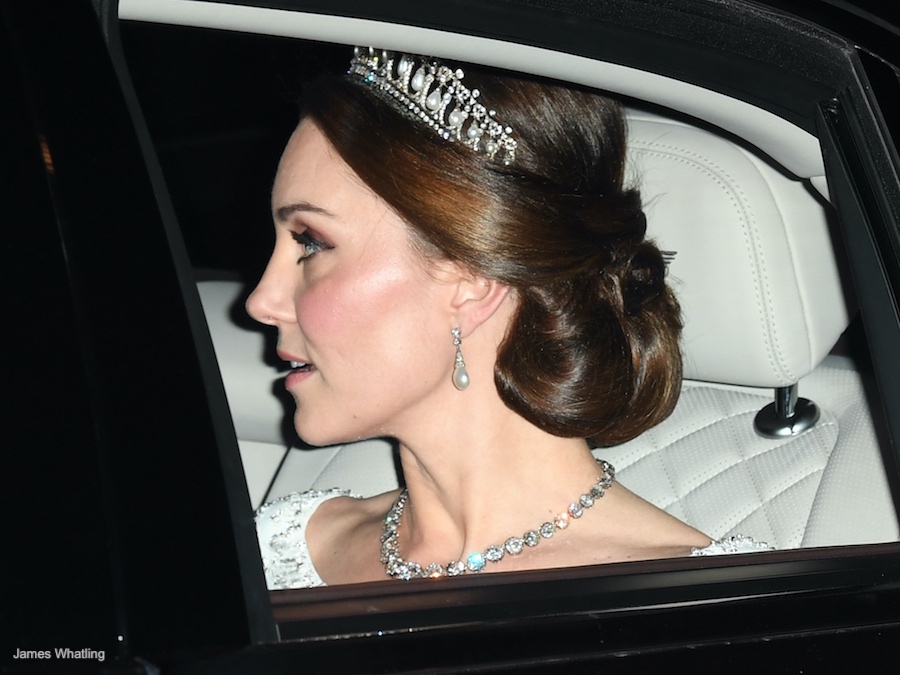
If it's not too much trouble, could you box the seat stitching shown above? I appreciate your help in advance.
[618,406,766,467]
[633,139,794,382]
[652,419,836,504]
[712,468,825,537]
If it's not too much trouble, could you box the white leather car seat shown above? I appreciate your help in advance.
[198,110,898,549]
[599,110,898,548]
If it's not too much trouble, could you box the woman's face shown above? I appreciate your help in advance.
[246,120,459,446]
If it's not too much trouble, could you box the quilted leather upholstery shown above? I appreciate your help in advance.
[603,357,897,547]
[602,384,838,549]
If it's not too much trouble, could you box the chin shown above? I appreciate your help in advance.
[293,411,365,448]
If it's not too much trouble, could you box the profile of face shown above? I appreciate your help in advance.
[246,120,463,446]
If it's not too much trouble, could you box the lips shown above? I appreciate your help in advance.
[278,350,317,387]
[277,349,313,367]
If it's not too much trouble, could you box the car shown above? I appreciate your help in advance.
[4,0,900,671]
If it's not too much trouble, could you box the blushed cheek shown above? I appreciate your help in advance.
[295,276,387,350]
[297,261,438,365]
[294,283,340,342]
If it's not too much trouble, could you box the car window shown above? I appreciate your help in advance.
[115,2,900,652]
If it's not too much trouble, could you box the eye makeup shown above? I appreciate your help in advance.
[291,229,333,263]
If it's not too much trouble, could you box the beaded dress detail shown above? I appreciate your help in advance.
[256,488,351,589]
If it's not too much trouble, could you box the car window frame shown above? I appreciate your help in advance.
[104,0,900,667]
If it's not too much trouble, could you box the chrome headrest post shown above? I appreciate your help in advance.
[754,383,820,439]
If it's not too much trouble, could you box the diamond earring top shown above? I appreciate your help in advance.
[348,47,518,165]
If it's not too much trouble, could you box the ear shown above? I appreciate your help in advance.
[449,271,512,336]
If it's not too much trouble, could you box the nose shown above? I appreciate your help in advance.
[245,255,296,327]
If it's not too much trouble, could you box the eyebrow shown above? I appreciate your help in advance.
[274,201,336,223]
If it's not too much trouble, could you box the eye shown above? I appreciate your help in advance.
[291,230,333,264]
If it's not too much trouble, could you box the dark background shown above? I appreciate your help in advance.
[121,23,347,282]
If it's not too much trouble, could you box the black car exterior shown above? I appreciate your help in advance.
[4,0,900,672]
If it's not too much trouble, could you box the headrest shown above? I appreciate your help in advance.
[628,110,849,387]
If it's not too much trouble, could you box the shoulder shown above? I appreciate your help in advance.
[255,488,399,588]
[255,488,353,590]
[255,487,353,534]
[305,489,400,585]
[690,535,773,556]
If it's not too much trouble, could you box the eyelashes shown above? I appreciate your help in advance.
[291,229,333,263]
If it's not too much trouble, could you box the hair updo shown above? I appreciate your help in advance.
[302,61,682,446]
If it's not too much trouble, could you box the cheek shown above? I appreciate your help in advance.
[295,262,435,355]
[293,281,355,355]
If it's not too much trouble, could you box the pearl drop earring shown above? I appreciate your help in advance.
[451,327,470,390]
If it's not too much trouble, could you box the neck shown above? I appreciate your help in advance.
[390,395,603,568]
[379,292,606,571]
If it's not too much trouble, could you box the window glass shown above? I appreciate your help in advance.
[119,20,900,643]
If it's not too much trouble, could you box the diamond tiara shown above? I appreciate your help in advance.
[348,47,518,165]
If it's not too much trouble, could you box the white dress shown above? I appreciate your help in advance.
[256,489,773,590]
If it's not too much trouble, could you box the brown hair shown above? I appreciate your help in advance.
[302,63,682,446]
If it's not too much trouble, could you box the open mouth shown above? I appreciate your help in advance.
[290,360,314,372]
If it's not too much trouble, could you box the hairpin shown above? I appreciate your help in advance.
[348,47,517,165]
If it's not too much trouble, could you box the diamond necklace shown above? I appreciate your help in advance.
[381,458,615,579]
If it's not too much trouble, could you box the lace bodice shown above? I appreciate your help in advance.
[256,490,773,590]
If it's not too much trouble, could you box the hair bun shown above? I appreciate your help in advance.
[569,191,646,249]
[621,243,666,316]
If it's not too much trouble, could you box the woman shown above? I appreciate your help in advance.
[248,48,769,588]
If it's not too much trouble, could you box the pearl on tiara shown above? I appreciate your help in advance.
[348,47,518,165]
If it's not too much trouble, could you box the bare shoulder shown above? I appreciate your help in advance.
[586,483,711,561]
[309,489,398,530]
[306,489,400,584]
[484,483,713,573]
